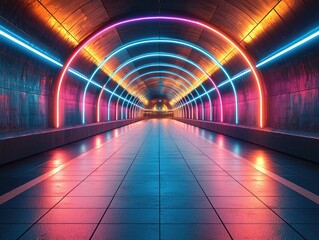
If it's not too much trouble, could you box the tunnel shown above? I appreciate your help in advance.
[0,0,319,239]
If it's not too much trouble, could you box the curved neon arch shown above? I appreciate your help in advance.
[118,69,204,120]
[56,16,263,128]
[102,53,221,121]
[119,76,198,120]
[97,66,206,122]
[82,38,237,123]
[97,65,207,122]
[97,68,205,122]
[119,77,195,120]
[97,60,211,122]
[120,71,202,120]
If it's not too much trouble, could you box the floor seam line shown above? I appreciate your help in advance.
[17,122,148,239]
[178,123,308,240]
[166,125,234,240]
[88,122,154,239]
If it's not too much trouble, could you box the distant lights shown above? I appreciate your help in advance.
[118,70,204,120]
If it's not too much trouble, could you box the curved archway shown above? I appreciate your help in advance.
[55,16,264,128]
[102,53,221,122]
[97,64,209,123]
[82,38,237,124]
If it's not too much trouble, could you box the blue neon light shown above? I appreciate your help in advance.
[1,23,318,122]
[81,38,238,123]
[117,68,204,120]
[105,52,217,121]
[0,25,144,111]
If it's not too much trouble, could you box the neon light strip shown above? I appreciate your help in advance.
[0,28,62,66]
[0,27,97,82]
[104,53,220,122]
[82,38,237,123]
[257,30,319,67]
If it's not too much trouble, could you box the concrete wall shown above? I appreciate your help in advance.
[176,118,319,163]
[262,45,319,132]
[0,44,56,131]
[0,119,142,165]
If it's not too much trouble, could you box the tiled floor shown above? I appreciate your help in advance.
[0,119,318,239]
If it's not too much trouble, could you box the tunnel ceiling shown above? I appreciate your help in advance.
[1,0,318,127]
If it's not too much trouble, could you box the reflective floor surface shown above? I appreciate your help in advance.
[0,119,318,239]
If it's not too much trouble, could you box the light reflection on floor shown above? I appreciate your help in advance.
[0,119,318,239]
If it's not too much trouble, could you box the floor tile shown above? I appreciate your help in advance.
[209,196,267,209]
[0,208,49,223]
[110,196,159,208]
[226,223,304,240]
[161,224,231,240]
[38,208,105,223]
[101,208,159,223]
[291,224,319,240]
[0,196,61,209]
[259,196,319,209]
[216,209,284,223]
[161,196,212,208]
[55,196,112,208]
[0,119,318,240]
[0,224,31,239]
[273,209,319,223]
[92,224,159,240]
[161,209,221,223]
[20,223,96,240]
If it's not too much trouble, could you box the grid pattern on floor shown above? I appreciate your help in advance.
[0,119,318,240]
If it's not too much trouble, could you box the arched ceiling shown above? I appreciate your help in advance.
[1,0,318,127]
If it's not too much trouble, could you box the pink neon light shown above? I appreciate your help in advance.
[96,84,105,122]
[55,16,264,128]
